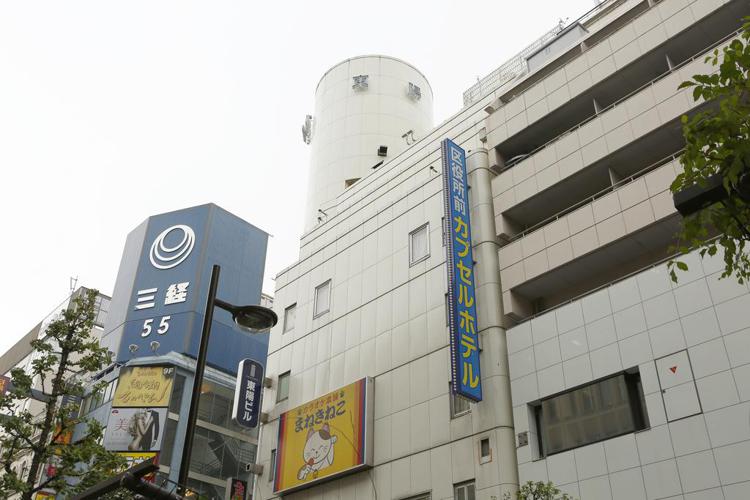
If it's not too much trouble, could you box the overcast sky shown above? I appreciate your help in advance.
[0,0,597,353]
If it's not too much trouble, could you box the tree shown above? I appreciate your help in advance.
[0,289,128,500]
[504,481,575,500]
[669,17,750,283]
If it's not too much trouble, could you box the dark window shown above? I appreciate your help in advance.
[169,374,186,413]
[536,371,648,456]
[480,438,490,458]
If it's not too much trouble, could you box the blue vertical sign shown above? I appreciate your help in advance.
[232,359,264,428]
[442,138,482,402]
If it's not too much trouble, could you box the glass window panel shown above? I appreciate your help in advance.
[409,224,430,265]
[283,304,296,333]
[277,372,290,403]
[538,372,647,456]
[450,383,471,418]
[314,281,331,317]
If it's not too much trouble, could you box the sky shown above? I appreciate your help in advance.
[0,0,597,353]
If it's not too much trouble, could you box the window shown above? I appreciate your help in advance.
[344,178,360,189]
[276,371,290,403]
[479,438,491,464]
[283,304,296,333]
[535,371,648,457]
[454,480,475,500]
[404,494,430,500]
[449,382,470,418]
[409,223,430,265]
[352,75,369,91]
[269,449,276,483]
[313,280,331,318]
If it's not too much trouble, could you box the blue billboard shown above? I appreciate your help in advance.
[441,139,482,402]
[102,204,269,373]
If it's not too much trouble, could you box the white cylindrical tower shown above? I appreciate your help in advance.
[303,55,434,231]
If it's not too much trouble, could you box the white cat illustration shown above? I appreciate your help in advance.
[297,423,338,480]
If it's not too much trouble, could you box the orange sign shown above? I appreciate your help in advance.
[273,378,373,494]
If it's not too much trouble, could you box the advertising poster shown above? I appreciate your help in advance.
[225,477,248,500]
[113,365,175,408]
[104,407,167,452]
[274,378,373,494]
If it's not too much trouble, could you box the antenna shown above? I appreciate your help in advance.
[69,276,78,292]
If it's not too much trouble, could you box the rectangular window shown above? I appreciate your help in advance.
[404,494,431,500]
[454,480,475,500]
[276,371,290,403]
[450,382,471,418]
[409,223,430,265]
[313,280,331,318]
[283,304,296,333]
[536,371,648,456]
[269,449,276,482]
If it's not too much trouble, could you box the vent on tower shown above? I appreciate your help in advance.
[352,75,369,91]
[377,145,388,157]
[407,82,422,101]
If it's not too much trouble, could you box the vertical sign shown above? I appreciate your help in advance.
[441,138,482,402]
[232,359,264,429]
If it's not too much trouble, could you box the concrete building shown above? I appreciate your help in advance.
[258,0,750,499]
[76,203,272,499]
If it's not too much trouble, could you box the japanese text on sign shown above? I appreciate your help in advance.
[441,138,482,402]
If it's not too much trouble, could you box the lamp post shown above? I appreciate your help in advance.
[177,264,277,494]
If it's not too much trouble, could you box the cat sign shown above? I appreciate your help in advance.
[273,377,374,494]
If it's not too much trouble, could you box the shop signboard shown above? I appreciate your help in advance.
[113,365,175,408]
[103,407,167,452]
[273,378,373,495]
[441,138,483,402]
[232,358,263,429]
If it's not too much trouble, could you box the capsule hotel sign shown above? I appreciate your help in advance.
[442,138,482,402]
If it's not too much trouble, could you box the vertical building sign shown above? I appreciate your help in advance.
[232,358,263,429]
[441,138,482,402]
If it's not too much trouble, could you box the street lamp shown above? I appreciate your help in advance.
[177,264,277,494]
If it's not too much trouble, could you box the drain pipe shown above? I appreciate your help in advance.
[467,148,519,497]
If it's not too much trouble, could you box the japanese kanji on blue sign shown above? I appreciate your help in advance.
[232,358,264,428]
[441,138,482,402]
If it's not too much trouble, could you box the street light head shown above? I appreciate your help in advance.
[231,305,278,332]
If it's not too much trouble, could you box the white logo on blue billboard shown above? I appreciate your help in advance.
[149,224,195,270]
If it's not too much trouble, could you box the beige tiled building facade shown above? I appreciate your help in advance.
[258,1,750,498]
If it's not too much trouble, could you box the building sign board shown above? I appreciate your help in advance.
[441,138,483,402]
[274,378,373,495]
[232,358,263,429]
[103,407,167,452]
[113,365,175,408]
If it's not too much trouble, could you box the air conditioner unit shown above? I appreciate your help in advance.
[246,463,264,475]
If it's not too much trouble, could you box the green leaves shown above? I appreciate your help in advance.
[0,289,130,500]
[670,20,750,285]
[503,481,576,500]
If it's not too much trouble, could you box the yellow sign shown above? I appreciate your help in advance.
[35,492,55,500]
[274,378,373,494]
[113,366,175,408]
[117,451,158,469]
